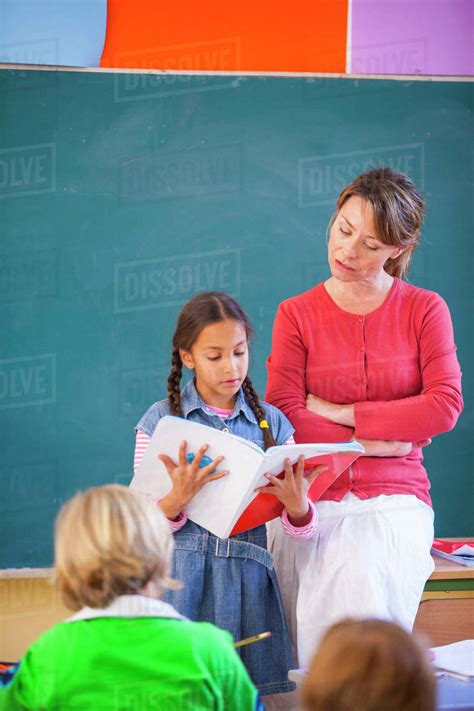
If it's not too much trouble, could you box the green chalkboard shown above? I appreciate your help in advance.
[0,70,472,567]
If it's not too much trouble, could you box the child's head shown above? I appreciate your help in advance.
[168,291,276,449]
[302,618,435,711]
[55,484,179,611]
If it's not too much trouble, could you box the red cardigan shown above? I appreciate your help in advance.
[266,279,463,507]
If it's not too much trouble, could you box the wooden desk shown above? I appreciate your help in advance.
[0,568,69,660]
[414,539,474,647]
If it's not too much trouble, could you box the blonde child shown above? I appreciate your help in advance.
[302,618,436,711]
[0,485,261,710]
[134,291,325,698]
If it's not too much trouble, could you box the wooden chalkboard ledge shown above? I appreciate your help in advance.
[0,63,473,83]
[0,568,54,579]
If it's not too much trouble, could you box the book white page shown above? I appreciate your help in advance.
[254,441,366,488]
[451,544,474,556]
[431,549,474,567]
[130,416,265,538]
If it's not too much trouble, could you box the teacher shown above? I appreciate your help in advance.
[265,167,463,668]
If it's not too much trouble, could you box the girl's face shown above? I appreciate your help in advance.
[180,319,249,407]
[328,195,404,284]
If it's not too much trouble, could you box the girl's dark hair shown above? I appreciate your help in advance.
[167,291,276,450]
[329,166,425,278]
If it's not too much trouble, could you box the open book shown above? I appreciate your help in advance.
[130,416,364,539]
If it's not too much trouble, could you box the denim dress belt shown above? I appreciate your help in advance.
[172,531,274,569]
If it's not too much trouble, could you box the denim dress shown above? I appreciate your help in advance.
[136,380,296,696]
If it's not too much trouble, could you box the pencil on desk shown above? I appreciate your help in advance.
[234,631,272,648]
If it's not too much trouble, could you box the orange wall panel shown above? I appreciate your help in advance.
[100,0,348,73]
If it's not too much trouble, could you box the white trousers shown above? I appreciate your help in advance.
[267,493,435,670]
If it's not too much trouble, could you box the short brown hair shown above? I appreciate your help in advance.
[302,619,435,711]
[55,484,179,611]
[331,167,425,278]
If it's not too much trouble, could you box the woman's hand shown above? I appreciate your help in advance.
[306,393,355,427]
[255,455,327,525]
[357,438,432,457]
[158,441,229,519]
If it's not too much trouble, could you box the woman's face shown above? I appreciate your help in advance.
[328,195,403,284]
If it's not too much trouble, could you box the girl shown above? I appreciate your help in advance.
[134,291,323,699]
[0,485,261,710]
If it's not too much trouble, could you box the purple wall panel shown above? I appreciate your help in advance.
[351,0,473,76]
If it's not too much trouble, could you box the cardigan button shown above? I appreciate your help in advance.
[223,427,230,433]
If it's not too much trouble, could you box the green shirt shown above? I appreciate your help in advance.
[0,604,260,710]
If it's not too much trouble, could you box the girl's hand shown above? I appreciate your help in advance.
[255,455,327,524]
[158,441,229,519]
[306,394,355,427]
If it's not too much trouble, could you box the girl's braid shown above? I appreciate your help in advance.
[242,376,276,450]
[167,349,183,417]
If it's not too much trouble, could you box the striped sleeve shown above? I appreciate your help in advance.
[133,431,188,532]
[166,510,188,532]
[280,499,318,540]
[134,431,151,472]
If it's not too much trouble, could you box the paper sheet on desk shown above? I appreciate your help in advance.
[432,640,474,679]
[452,545,474,557]
[431,549,474,567]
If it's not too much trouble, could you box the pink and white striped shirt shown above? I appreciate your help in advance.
[134,404,317,540]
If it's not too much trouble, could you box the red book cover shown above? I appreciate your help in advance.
[230,451,360,536]
[432,539,474,555]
